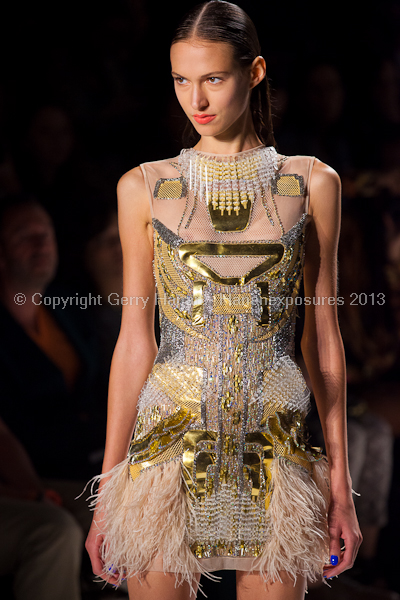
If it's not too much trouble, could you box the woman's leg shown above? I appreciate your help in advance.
[237,571,307,600]
[127,571,201,600]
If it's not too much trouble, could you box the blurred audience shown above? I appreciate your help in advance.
[65,201,124,413]
[0,194,105,508]
[0,417,83,600]
[0,193,120,596]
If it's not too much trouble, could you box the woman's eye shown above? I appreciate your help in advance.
[208,77,222,84]
[174,77,187,84]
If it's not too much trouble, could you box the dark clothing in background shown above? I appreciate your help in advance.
[0,286,104,480]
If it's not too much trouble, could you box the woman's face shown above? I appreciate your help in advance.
[170,40,253,140]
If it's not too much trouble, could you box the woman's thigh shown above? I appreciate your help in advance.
[236,571,307,600]
[127,571,201,600]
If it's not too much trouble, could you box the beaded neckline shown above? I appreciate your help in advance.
[177,145,282,234]
[183,144,267,159]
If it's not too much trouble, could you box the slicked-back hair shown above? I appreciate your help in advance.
[171,1,276,148]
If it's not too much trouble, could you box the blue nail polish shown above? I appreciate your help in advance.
[330,555,338,566]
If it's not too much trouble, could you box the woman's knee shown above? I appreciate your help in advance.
[127,571,200,600]
[236,571,307,600]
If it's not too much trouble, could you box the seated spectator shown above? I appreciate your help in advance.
[0,417,83,600]
[0,193,103,523]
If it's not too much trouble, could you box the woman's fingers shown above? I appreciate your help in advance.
[85,530,104,575]
[323,525,362,579]
[343,526,363,571]
[85,524,124,586]
[329,527,342,569]
[323,522,342,578]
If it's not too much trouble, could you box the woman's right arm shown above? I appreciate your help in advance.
[85,166,158,582]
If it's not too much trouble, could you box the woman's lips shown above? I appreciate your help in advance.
[193,114,216,124]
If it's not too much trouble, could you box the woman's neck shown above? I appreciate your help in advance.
[192,110,262,155]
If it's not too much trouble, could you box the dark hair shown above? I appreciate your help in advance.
[171,0,275,148]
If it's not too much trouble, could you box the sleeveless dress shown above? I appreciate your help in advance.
[93,145,330,590]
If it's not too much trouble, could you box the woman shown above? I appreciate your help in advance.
[85,2,362,599]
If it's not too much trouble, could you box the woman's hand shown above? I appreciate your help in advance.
[323,492,363,579]
[85,511,121,586]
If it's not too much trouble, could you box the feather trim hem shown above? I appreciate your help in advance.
[249,456,330,584]
[87,458,219,594]
[86,455,329,590]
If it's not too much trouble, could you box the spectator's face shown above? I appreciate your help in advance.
[0,203,58,288]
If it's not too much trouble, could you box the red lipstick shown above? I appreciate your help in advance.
[193,114,216,124]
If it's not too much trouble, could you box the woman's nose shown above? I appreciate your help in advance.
[191,84,209,111]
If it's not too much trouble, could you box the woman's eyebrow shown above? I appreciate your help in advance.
[202,71,230,77]
[171,70,230,78]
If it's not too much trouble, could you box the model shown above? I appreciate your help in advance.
[85,2,362,599]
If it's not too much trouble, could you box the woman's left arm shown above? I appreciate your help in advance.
[301,159,362,578]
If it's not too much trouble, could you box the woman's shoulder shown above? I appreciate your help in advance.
[118,154,181,187]
[120,156,183,196]
[139,154,182,178]
[140,154,181,167]
[308,157,341,189]
[280,153,339,179]
[279,154,340,196]
[117,165,145,191]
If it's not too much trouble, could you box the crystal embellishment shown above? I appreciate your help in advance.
[177,146,279,232]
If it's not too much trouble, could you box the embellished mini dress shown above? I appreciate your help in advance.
[94,145,330,588]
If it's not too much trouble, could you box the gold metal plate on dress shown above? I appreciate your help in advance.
[129,438,184,481]
[128,407,193,481]
[182,430,218,496]
[263,411,321,471]
[178,242,285,286]
[182,429,275,502]
[243,432,274,502]
[254,234,304,337]
[271,174,304,197]
[129,407,192,463]
[207,197,252,232]
[192,281,206,326]
[153,241,210,340]
[129,407,322,488]
[154,177,187,200]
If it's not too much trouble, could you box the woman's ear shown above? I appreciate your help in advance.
[249,56,266,90]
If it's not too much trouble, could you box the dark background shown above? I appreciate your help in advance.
[1,0,400,598]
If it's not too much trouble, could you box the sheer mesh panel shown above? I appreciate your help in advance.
[196,255,267,278]
[141,150,314,258]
